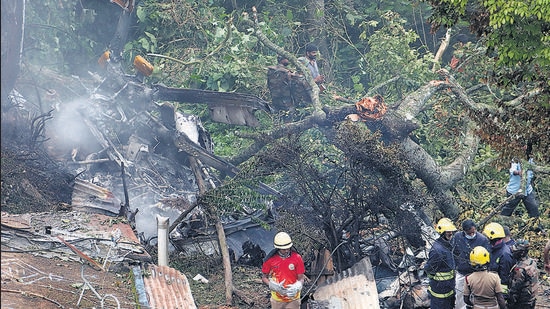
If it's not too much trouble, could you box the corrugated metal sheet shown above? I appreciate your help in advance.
[143,264,197,309]
[313,256,380,309]
[1,210,197,309]
[71,178,122,215]
[1,211,145,308]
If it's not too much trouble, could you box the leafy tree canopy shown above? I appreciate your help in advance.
[424,0,550,85]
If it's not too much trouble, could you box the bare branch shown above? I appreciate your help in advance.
[432,28,451,73]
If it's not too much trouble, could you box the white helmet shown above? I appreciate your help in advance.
[274,232,293,249]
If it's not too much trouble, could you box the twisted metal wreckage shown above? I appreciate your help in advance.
[53,59,437,308]
[2,3,449,308]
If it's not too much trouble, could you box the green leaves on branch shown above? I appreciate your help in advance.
[426,0,550,69]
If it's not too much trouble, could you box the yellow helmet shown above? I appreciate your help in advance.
[470,246,490,266]
[274,232,293,249]
[482,222,505,240]
[436,218,457,234]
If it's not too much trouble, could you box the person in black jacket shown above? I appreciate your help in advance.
[483,222,516,300]
[451,219,490,309]
[425,218,457,308]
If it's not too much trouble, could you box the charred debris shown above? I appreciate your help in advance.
[3,52,439,307]
[1,4,441,308]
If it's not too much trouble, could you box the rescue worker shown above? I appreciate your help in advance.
[508,239,539,309]
[261,232,305,309]
[482,222,515,300]
[425,218,457,308]
[464,246,507,309]
[452,219,490,309]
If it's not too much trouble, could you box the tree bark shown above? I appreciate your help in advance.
[1,0,25,104]
[189,158,234,305]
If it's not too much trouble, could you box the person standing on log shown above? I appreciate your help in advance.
[500,143,544,234]
[297,44,325,92]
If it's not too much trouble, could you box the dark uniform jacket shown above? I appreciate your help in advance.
[452,231,490,275]
[489,240,515,287]
[425,236,456,298]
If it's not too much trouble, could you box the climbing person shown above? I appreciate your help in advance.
[451,219,490,309]
[483,222,516,301]
[500,143,541,231]
[268,55,297,112]
[463,246,507,309]
[508,239,539,309]
[261,232,305,309]
[501,156,539,218]
[268,54,311,112]
[425,218,457,308]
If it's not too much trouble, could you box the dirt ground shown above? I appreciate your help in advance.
[1,250,137,308]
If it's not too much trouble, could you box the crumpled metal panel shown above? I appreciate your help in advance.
[313,256,380,309]
[72,178,122,215]
[143,264,197,309]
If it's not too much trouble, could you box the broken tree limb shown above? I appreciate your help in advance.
[168,202,201,234]
[189,156,234,305]
[478,193,521,228]
[432,28,451,73]
[149,17,233,67]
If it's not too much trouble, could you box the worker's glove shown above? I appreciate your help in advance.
[285,281,303,297]
[268,279,286,294]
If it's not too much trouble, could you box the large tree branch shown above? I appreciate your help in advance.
[440,120,479,186]
[400,138,460,218]
[231,115,319,165]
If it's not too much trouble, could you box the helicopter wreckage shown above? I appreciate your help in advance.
[0,52,445,308]
[1,6,441,308]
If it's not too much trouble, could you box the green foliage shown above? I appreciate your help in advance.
[413,96,469,165]
[425,0,550,78]
[483,0,550,68]
[23,1,119,75]
[361,11,433,100]
[200,178,271,217]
